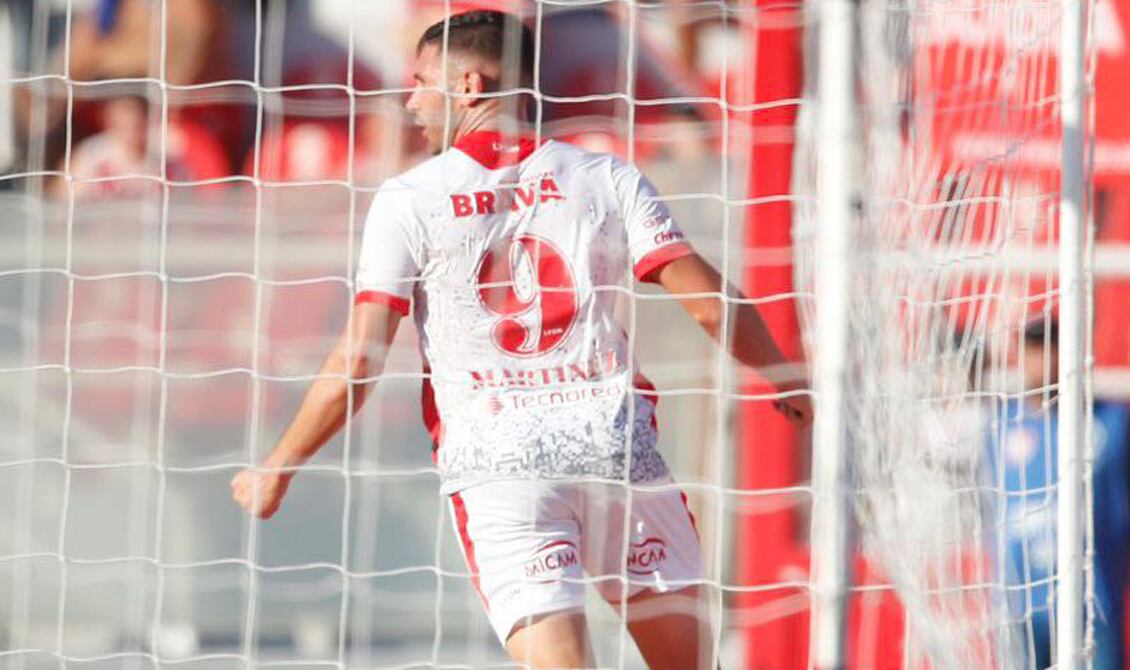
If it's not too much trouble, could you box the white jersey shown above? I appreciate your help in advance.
[356,131,694,493]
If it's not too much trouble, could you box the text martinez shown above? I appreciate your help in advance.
[469,350,621,392]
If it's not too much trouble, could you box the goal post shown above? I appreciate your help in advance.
[1054,0,1092,664]
[793,0,1099,666]
[809,0,857,665]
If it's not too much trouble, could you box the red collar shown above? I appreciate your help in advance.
[453,130,540,169]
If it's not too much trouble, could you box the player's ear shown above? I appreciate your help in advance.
[449,70,473,111]
[464,70,486,106]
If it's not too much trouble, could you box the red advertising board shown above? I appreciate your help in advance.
[741,0,1130,667]
[922,0,1129,186]
[920,0,1130,367]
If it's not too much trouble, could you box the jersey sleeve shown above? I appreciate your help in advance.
[354,179,421,315]
[613,160,695,283]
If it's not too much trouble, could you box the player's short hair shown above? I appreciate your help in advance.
[417,10,535,87]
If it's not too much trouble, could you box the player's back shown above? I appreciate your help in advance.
[356,131,693,492]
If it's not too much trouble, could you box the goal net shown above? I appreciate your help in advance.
[1,1,751,668]
[0,0,1096,668]
[792,0,1096,666]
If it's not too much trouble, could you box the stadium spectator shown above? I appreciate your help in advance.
[64,0,225,85]
[241,61,387,185]
[244,117,353,184]
[991,320,1130,669]
[228,1,385,176]
[62,95,148,200]
[666,0,745,97]
[64,0,224,85]
[15,0,240,172]
[58,95,227,200]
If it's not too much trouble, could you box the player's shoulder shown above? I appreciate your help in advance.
[380,148,504,199]
[529,140,644,192]
[368,154,458,216]
[535,139,618,171]
[382,153,448,192]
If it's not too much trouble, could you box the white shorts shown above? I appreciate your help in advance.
[448,478,703,643]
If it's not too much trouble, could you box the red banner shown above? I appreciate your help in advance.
[921,0,1130,368]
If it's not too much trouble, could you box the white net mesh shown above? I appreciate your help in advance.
[0,0,1098,667]
[793,0,1095,667]
[1,1,757,668]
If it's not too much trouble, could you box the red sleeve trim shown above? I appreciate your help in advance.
[633,242,695,283]
[354,290,410,315]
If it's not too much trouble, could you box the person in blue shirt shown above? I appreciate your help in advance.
[993,320,1129,669]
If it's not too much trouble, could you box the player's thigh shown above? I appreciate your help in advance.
[622,585,715,670]
[449,480,589,645]
[505,609,595,669]
[578,480,703,604]
[577,481,709,667]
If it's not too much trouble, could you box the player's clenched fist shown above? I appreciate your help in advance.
[230,468,292,519]
[771,380,814,428]
[773,393,814,428]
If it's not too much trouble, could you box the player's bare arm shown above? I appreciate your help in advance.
[230,301,402,518]
[654,253,812,426]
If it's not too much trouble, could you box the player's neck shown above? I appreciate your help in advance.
[452,101,530,144]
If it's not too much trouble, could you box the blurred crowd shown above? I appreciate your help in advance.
[0,0,749,444]
[1,0,747,200]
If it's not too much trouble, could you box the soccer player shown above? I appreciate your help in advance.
[231,11,811,669]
